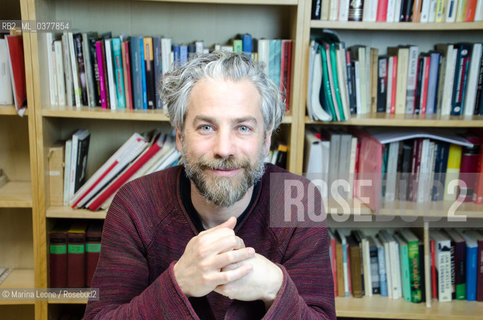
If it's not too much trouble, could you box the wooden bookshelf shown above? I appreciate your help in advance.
[140,0,299,5]
[311,21,483,31]
[335,296,483,319]
[41,106,294,124]
[306,114,483,127]
[46,207,107,219]
[0,181,32,208]
[0,269,35,289]
[0,106,19,116]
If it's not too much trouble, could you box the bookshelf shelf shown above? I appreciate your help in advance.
[311,21,483,31]
[0,106,28,116]
[0,181,32,208]
[335,296,483,319]
[46,207,107,219]
[306,114,483,127]
[41,106,293,124]
[41,106,171,122]
[0,268,34,288]
[139,0,299,6]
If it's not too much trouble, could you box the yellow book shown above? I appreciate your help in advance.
[443,144,463,201]
[435,0,446,22]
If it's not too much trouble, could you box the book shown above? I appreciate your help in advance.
[430,230,452,302]
[86,133,169,211]
[399,229,423,303]
[111,38,126,108]
[67,222,88,288]
[143,37,155,109]
[5,35,27,115]
[393,232,411,302]
[48,143,65,207]
[86,222,103,287]
[71,129,90,196]
[445,229,467,300]
[70,132,149,208]
[49,222,70,288]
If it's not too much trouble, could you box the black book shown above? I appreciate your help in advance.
[73,33,88,106]
[377,56,387,112]
[311,0,322,20]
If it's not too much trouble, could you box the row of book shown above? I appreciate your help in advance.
[45,31,292,111]
[304,127,483,211]
[311,0,483,22]
[49,221,103,288]
[308,34,483,121]
[58,131,182,211]
[329,228,483,302]
[0,34,27,116]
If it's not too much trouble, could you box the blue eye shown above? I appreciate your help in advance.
[200,125,213,132]
[238,125,251,133]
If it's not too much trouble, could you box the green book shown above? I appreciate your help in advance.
[329,43,345,121]
[319,43,337,120]
[233,39,243,53]
[399,229,422,303]
[394,233,411,302]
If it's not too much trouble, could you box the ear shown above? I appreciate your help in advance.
[264,130,272,155]
[175,128,183,152]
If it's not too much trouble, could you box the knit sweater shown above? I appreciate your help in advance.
[83,164,336,319]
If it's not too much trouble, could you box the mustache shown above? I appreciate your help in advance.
[197,157,250,171]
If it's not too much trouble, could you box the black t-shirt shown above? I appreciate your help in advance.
[179,168,260,232]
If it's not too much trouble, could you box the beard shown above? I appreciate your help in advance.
[182,142,266,208]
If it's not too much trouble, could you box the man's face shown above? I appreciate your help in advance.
[177,78,271,207]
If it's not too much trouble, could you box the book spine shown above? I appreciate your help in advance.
[73,33,88,106]
[143,37,155,109]
[95,42,107,108]
[67,233,86,288]
[86,231,102,287]
[121,41,133,110]
[408,240,422,302]
[153,37,163,109]
[140,38,148,109]
[130,37,143,110]
[112,38,126,108]
[49,232,67,288]
[104,39,117,110]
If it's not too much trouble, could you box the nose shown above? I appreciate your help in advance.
[213,127,235,159]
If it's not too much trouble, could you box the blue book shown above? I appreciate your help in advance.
[459,231,478,301]
[173,45,181,69]
[180,45,188,67]
[373,236,388,297]
[242,34,252,59]
[111,38,126,108]
[129,36,143,110]
[153,37,163,109]
[139,37,147,109]
[269,39,281,89]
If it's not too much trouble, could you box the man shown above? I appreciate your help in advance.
[84,51,335,319]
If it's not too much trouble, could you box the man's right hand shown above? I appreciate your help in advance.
[173,216,255,297]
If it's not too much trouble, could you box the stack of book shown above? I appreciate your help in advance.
[69,131,180,211]
[44,31,292,111]
[304,127,483,212]
[307,32,483,120]
[329,228,483,302]
[311,0,483,22]
[0,34,27,115]
[49,221,103,288]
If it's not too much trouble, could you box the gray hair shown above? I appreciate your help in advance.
[161,51,285,133]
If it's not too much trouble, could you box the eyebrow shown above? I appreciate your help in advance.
[192,115,258,126]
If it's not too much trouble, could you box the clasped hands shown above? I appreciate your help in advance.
[173,216,283,307]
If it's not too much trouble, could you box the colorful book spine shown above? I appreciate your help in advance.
[111,38,126,108]
[67,223,87,288]
[140,37,147,109]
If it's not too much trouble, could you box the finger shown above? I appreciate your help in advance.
[213,261,253,285]
[209,216,236,231]
[211,247,255,269]
[208,235,246,255]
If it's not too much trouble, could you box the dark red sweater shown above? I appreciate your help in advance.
[84,164,335,319]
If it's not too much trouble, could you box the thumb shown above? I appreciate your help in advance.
[213,216,237,230]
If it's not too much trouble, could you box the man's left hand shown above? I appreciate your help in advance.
[214,253,283,308]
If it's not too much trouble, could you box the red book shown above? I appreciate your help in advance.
[6,35,27,115]
[472,144,483,204]
[86,222,103,287]
[280,40,292,112]
[465,0,478,21]
[87,133,167,211]
[420,56,431,115]
[390,56,397,114]
[49,223,69,288]
[122,41,134,110]
[96,41,108,109]
[376,0,388,21]
[431,239,438,300]
[458,136,481,201]
[67,222,88,288]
